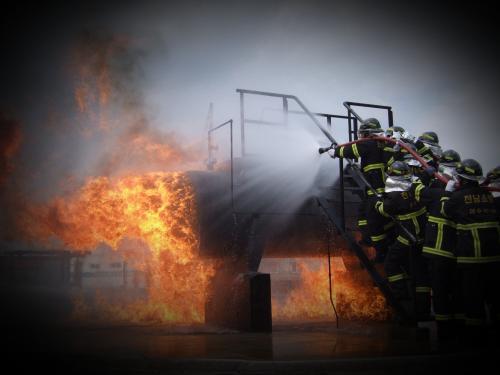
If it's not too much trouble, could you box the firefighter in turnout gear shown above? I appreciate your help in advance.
[402,146,436,187]
[332,118,394,263]
[484,165,500,213]
[441,159,500,342]
[374,161,430,319]
[417,131,442,160]
[385,125,405,139]
[398,130,442,166]
[412,149,461,340]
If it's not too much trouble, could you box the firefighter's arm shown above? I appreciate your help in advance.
[383,145,396,166]
[440,194,457,218]
[411,182,427,204]
[415,139,430,156]
[416,183,449,209]
[375,195,397,218]
[333,143,362,160]
[333,143,361,160]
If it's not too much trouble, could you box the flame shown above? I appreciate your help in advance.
[19,172,215,324]
[272,257,391,321]
[95,122,202,176]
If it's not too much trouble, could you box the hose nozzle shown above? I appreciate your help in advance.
[318,144,335,155]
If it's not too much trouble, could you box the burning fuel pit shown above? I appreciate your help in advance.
[2,152,390,337]
[187,156,390,331]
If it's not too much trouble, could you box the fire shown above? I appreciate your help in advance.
[19,172,216,324]
[272,257,391,321]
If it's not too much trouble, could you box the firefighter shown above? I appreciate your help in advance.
[400,130,442,163]
[385,125,405,140]
[388,130,440,172]
[402,147,436,187]
[412,149,461,340]
[441,159,500,343]
[375,161,430,319]
[417,131,442,160]
[332,118,394,263]
[439,149,462,182]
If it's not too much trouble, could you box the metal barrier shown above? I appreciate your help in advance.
[343,101,394,139]
[206,89,415,323]
[208,119,234,210]
[237,88,335,155]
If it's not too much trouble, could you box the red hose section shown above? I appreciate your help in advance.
[335,136,500,192]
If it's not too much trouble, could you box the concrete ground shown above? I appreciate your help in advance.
[4,319,498,375]
[1,285,497,374]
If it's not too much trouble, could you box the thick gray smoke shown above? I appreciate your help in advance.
[2,0,500,209]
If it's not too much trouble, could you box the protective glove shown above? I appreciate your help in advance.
[424,166,436,176]
[393,143,401,152]
[327,148,337,158]
[401,131,416,143]
[445,180,456,192]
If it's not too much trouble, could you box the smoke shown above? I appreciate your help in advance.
[96,118,201,177]
[3,1,500,247]
[69,31,202,176]
[0,113,22,188]
[0,31,203,248]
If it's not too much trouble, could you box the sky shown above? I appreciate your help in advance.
[1,0,500,196]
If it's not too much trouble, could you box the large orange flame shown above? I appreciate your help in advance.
[19,172,216,324]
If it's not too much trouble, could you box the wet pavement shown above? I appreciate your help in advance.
[63,321,433,360]
[5,320,498,374]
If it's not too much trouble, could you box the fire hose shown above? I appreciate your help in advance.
[319,136,500,192]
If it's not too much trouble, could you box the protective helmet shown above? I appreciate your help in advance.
[358,118,382,137]
[455,159,483,181]
[440,149,461,166]
[385,161,412,192]
[486,165,500,181]
[385,125,405,138]
[418,131,442,159]
[418,131,439,146]
[387,161,411,179]
[402,144,421,167]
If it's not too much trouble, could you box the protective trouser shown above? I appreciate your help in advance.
[428,257,456,337]
[384,241,410,300]
[414,248,431,320]
[385,241,430,319]
[366,196,394,262]
[357,198,370,245]
[460,263,500,327]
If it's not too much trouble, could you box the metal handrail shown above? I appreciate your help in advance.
[343,101,394,129]
[236,89,357,231]
[237,89,336,149]
[208,119,234,210]
[258,107,352,129]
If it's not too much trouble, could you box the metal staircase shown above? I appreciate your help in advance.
[207,89,414,324]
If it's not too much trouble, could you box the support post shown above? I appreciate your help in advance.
[240,92,245,156]
[282,97,288,126]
